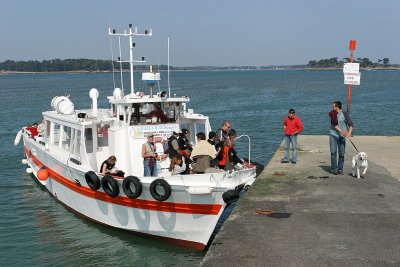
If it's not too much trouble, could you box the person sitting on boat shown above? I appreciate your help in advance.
[26,123,39,138]
[146,103,168,123]
[215,120,231,146]
[190,132,217,174]
[100,156,125,177]
[208,131,222,162]
[207,131,217,146]
[178,129,192,173]
[37,118,46,137]
[178,129,192,157]
[142,132,159,177]
[169,155,186,175]
[217,137,234,171]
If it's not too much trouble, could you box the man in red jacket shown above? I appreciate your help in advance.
[281,108,303,164]
[27,123,39,138]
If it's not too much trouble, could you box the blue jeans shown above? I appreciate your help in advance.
[283,135,298,162]
[329,135,346,171]
[143,158,157,177]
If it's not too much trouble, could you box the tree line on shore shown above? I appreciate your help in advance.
[0,57,396,72]
[0,59,153,72]
[0,59,266,72]
[307,57,392,68]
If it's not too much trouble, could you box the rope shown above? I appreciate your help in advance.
[256,208,274,215]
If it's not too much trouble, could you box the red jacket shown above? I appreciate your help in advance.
[27,127,39,137]
[283,116,303,136]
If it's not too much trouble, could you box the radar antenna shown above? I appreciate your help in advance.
[108,24,152,96]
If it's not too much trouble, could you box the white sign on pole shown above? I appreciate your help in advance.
[344,72,361,85]
[343,63,359,73]
[343,62,360,85]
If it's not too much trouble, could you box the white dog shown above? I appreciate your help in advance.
[352,152,368,179]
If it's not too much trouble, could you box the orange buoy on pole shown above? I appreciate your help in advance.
[347,40,356,113]
[37,166,49,181]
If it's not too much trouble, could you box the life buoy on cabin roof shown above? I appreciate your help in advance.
[50,96,74,115]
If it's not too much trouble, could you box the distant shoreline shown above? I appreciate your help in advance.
[1,66,400,74]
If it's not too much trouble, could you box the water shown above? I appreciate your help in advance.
[1,70,399,266]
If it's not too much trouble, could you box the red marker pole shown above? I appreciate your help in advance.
[347,40,356,113]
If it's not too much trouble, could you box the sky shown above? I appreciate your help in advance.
[1,0,399,66]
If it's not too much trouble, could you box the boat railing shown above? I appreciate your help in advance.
[235,135,251,164]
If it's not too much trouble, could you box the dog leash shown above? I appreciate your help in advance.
[348,138,360,153]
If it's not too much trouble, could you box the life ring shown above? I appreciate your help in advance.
[149,179,171,202]
[122,176,142,199]
[85,171,100,191]
[101,175,120,198]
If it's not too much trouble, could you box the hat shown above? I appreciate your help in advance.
[181,129,189,134]
[146,132,154,137]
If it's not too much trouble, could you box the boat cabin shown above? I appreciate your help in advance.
[39,90,211,177]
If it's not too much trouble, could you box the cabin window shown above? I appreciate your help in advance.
[180,122,206,144]
[63,126,72,151]
[53,124,60,146]
[130,104,141,125]
[97,123,109,147]
[71,129,81,161]
[163,102,178,123]
[129,102,178,125]
[45,121,51,143]
[85,127,93,153]
[75,130,81,156]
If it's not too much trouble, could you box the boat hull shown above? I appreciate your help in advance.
[22,136,256,250]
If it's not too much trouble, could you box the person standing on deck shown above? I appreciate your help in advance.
[142,132,158,177]
[215,120,231,146]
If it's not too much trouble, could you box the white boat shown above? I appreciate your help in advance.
[15,24,257,250]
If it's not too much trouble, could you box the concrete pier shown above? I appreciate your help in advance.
[202,135,400,266]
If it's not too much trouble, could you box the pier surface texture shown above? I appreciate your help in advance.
[202,135,400,267]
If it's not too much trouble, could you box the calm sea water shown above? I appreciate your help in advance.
[1,70,399,266]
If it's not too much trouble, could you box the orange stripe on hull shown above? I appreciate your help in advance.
[24,146,222,215]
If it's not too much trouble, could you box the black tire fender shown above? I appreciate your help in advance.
[149,179,171,202]
[85,171,101,191]
[122,176,143,199]
[222,189,240,204]
[253,161,264,177]
[101,175,120,198]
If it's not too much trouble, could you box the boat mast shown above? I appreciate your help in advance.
[108,24,152,96]
[118,36,124,94]
[168,36,171,97]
